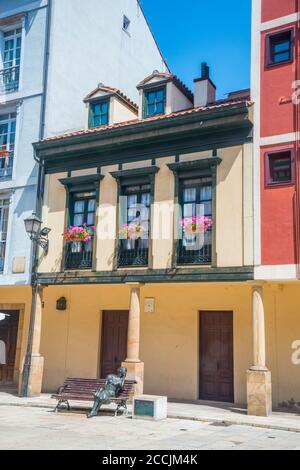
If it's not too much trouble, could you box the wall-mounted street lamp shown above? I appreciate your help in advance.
[24,213,51,254]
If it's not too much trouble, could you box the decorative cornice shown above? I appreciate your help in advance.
[36,266,254,286]
[110,166,159,182]
[168,157,222,175]
[59,174,103,191]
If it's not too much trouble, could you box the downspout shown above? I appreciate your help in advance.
[20,0,52,397]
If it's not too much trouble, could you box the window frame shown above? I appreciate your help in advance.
[177,175,213,266]
[59,174,102,271]
[264,149,295,188]
[0,197,10,273]
[265,28,294,69]
[88,99,110,128]
[0,112,17,180]
[143,86,166,118]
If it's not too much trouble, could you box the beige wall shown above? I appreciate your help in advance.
[39,282,300,407]
[38,144,253,273]
[0,287,32,385]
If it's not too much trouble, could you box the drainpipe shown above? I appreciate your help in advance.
[20,0,52,397]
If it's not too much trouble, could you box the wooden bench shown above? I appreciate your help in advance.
[51,377,136,416]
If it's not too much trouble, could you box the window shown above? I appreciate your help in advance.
[89,101,109,128]
[118,183,150,267]
[1,28,22,93]
[266,29,293,67]
[178,176,212,265]
[65,190,96,269]
[0,198,9,272]
[265,150,294,186]
[0,113,16,179]
[123,15,131,32]
[143,87,166,117]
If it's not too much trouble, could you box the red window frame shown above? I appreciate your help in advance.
[265,28,294,69]
[264,149,295,187]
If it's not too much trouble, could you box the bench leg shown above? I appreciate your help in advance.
[115,401,128,417]
[55,400,70,412]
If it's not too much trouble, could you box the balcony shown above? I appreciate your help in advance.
[118,240,148,267]
[0,151,14,179]
[64,242,93,270]
[177,240,212,265]
[0,66,20,94]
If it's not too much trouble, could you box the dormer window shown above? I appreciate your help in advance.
[143,87,166,118]
[89,100,109,128]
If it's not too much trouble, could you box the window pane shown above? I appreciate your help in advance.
[87,212,94,225]
[73,213,84,226]
[141,192,150,206]
[274,51,290,62]
[183,188,196,203]
[183,203,195,217]
[274,41,290,53]
[88,199,95,212]
[74,201,84,213]
[200,186,212,201]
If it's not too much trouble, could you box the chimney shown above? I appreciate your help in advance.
[194,62,216,107]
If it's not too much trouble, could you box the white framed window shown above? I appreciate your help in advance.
[0,113,16,179]
[0,198,9,273]
[1,28,22,93]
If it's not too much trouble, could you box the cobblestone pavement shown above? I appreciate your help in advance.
[0,405,300,450]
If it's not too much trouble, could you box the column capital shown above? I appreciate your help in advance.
[125,282,145,288]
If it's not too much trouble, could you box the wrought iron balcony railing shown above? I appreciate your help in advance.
[0,151,14,179]
[118,240,148,267]
[177,241,212,265]
[64,241,93,270]
[0,66,20,94]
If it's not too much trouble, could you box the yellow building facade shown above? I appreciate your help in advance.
[4,74,299,416]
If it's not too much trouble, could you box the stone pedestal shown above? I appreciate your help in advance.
[122,360,144,395]
[19,286,45,397]
[27,354,44,397]
[247,369,272,417]
[133,395,167,421]
[123,283,144,395]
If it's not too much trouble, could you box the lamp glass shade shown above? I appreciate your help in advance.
[24,214,42,236]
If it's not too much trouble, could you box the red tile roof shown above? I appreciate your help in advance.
[137,71,193,102]
[43,96,252,143]
[83,84,138,112]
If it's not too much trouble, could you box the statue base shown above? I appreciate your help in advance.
[247,368,272,417]
[122,361,144,395]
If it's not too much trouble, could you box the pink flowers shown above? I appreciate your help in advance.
[119,223,145,239]
[181,216,212,234]
[62,223,95,244]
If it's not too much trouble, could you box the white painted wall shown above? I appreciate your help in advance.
[44,0,167,137]
[0,0,167,286]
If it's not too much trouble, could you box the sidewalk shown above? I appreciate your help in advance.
[0,389,299,433]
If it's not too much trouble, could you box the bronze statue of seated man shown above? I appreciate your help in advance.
[87,367,127,418]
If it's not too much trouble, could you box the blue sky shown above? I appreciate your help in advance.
[141,0,251,99]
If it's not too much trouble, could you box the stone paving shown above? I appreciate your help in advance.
[0,405,300,450]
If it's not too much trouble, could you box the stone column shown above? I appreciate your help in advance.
[122,283,144,394]
[19,286,45,397]
[247,286,272,416]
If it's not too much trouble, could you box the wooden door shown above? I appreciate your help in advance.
[199,311,234,403]
[0,310,19,384]
[101,310,129,378]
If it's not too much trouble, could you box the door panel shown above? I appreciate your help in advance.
[101,311,128,378]
[0,310,19,384]
[200,311,234,402]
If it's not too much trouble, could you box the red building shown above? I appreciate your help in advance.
[252,0,300,279]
